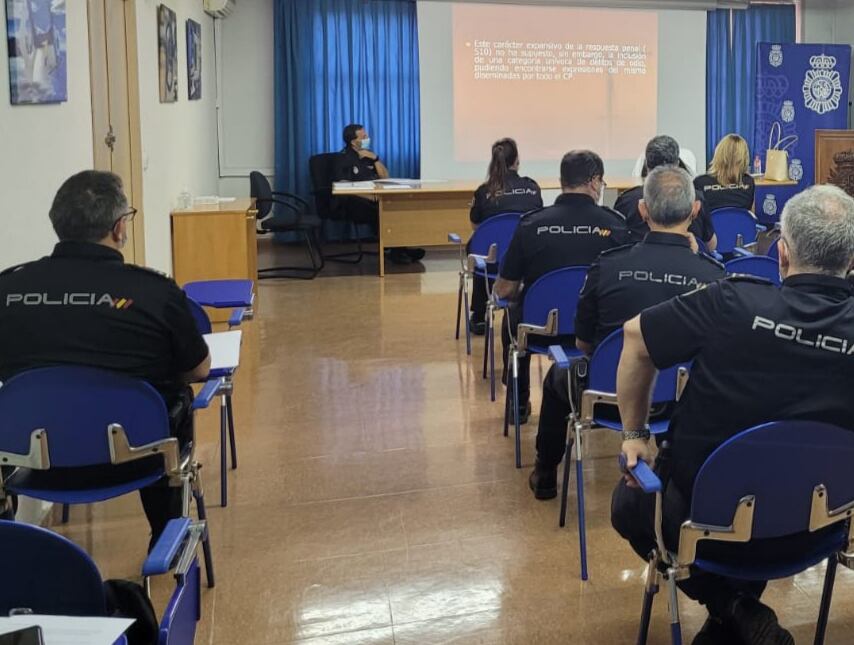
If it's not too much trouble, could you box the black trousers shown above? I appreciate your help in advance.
[339,196,379,234]
[535,363,577,468]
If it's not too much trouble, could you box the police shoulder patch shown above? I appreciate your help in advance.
[0,261,35,277]
[125,263,173,282]
[598,243,634,258]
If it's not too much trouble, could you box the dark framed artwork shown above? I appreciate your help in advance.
[4,0,67,104]
[186,19,201,100]
[158,4,177,103]
[815,129,854,197]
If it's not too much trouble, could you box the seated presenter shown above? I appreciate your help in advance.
[468,138,543,335]
[694,134,756,212]
[0,171,210,548]
[333,123,424,264]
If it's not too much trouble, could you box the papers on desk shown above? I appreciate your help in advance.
[204,330,242,372]
[0,615,134,645]
[333,181,376,190]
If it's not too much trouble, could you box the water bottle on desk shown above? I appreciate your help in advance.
[753,155,762,176]
[178,188,192,209]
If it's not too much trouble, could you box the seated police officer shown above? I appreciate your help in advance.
[529,166,725,499]
[613,184,854,645]
[0,170,210,547]
[615,135,718,253]
[333,123,424,264]
[468,138,543,335]
[494,150,628,423]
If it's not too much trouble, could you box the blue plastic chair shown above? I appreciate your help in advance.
[548,329,690,581]
[186,297,241,508]
[0,517,205,644]
[0,366,220,588]
[504,266,588,469]
[725,255,781,286]
[183,279,254,328]
[448,212,522,359]
[626,421,854,645]
[767,238,780,261]
[710,208,766,255]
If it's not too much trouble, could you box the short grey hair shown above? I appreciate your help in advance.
[781,185,854,276]
[642,166,695,227]
[645,135,680,172]
[49,170,128,242]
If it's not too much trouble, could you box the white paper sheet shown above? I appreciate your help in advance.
[0,615,134,645]
[332,181,376,190]
[204,330,242,371]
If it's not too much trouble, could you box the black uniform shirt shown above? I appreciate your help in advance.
[614,186,716,245]
[469,171,543,224]
[640,273,854,493]
[500,193,629,298]
[0,241,209,405]
[575,232,725,347]
[333,147,380,182]
[693,173,756,212]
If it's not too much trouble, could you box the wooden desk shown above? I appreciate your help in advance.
[171,199,258,323]
[333,177,796,276]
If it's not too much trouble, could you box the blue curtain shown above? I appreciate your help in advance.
[274,0,420,201]
[706,5,795,164]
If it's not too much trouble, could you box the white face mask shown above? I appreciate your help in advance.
[597,182,606,206]
[360,137,371,151]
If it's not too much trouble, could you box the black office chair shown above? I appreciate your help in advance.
[309,153,372,264]
[250,171,324,280]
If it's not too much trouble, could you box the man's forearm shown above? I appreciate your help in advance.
[494,277,520,301]
[616,319,657,430]
[375,161,389,179]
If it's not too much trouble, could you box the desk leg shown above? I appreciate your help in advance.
[378,198,386,277]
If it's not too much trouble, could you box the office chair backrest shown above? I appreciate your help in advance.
[0,367,171,468]
[691,421,854,539]
[710,207,761,254]
[309,153,341,220]
[521,266,588,336]
[0,520,107,616]
[588,329,689,404]
[725,255,781,286]
[249,171,274,219]
[470,212,522,259]
[187,297,213,335]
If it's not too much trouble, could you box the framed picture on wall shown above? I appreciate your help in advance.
[815,129,854,198]
[4,0,67,104]
[158,4,178,103]
[186,19,201,100]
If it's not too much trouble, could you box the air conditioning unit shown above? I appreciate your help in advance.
[204,0,235,19]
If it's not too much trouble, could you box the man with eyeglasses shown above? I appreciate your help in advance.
[0,170,210,548]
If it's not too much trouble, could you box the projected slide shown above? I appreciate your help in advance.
[452,4,658,164]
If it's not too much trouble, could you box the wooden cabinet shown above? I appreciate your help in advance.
[171,199,258,323]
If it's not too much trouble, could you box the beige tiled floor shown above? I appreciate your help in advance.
[48,249,854,643]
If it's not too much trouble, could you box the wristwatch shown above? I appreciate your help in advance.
[622,426,651,441]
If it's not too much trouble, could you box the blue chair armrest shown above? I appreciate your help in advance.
[193,377,225,410]
[710,251,724,262]
[619,455,662,494]
[547,344,571,369]
[755,223,767,233]
[474,256,487,272]
[448,233,462,244]
[732,247,754,257]
[143,518,192,576]
[228,307,246,328]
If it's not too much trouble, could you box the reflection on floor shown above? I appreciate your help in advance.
[48,247,854,644]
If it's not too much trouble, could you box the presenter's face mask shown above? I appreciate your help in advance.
[360,136,372,151]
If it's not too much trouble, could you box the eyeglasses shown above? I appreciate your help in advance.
[114,207,137,227]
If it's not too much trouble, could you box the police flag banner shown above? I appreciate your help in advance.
[753,43,851,223]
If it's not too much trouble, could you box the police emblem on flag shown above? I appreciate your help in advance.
[781,100,795,123]
[763,194,778,217]
[769,45,783,68]
[803,54,843,115]
[789,159,803,182]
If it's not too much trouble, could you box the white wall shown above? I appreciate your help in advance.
[216,0,274,198]
[136,0,219,273]
[0,2,93,267]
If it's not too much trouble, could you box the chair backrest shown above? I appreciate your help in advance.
[469,212,522,260]
[159,559,201,645]
[0,367,171,468]
[767,238,780,261]
[691,421,854,539]
[249,171,273,218]
[309,153,340,219]
[725,255,781,286]
[0,520,107,616]
[186,297,212,335]
[588,329,689,404]
[710,207,760,254]
[521,266,588,336]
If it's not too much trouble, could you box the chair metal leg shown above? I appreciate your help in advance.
[483,305,491,380]
[323,222,369,264]
[503,377,511,437]
[455,273,464,341]
[258,229,324,280]
[61,503,70,524]
[574,425,588,580]
[489,312,497,402]
[226,393,237,470]
[462,283,472,356]
[192,484,215,589]
[814,554,839,645]
[558,417,574,528]
[637,553,660,645]
[513,350,522,469]
[220,395,228,507]
[666,570,682,645]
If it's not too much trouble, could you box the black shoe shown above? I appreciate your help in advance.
[388,248,412,265]
[692,617,744,645]
[405,247,426,261]
[519,400,532,424]
[469,317,486,336]
[726,596,793,645]
[529,463,557,500]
